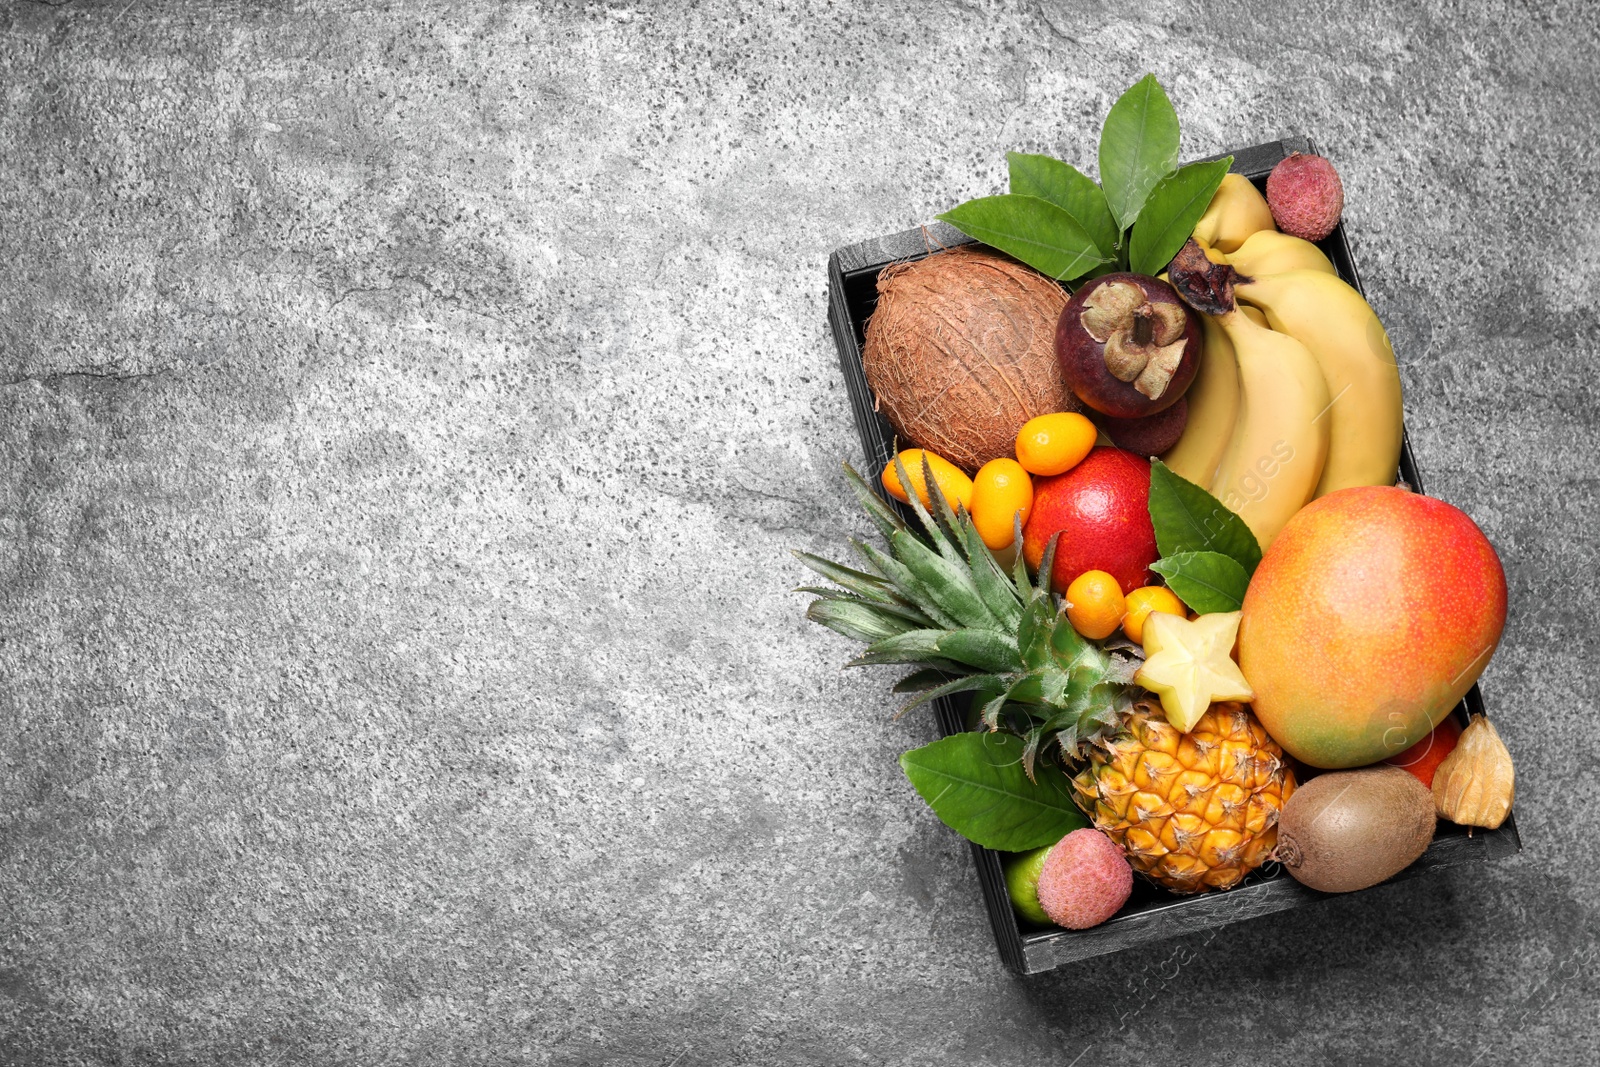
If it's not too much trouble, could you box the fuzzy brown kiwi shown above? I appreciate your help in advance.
[862,246,1081,472]
[1274,765,1436,893]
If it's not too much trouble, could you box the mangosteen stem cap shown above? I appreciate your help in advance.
[1131,304,1156,346]
[1081,280,1191,398]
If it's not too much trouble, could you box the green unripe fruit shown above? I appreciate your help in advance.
[1004,845,1054,926]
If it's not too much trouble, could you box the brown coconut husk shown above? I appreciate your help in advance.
[862,246,1081,472]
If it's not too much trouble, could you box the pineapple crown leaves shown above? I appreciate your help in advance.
[794,457,1141,774]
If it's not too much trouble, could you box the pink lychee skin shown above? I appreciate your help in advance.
[1035,828,1133,929]
[1266,153,1345,242]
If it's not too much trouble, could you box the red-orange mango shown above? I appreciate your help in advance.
[1239,486,1506,769]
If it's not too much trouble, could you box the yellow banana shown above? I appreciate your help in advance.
[1233,269,1403,497]
[1192,174,1275,254]
[1161,304,1265,486]
[1210,308,1331,549]
[1161,312,1238,487]
[1224,229,1336,278]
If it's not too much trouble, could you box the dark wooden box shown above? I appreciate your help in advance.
[824,137,1521,974]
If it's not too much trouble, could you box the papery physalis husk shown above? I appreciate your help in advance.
[1431,714,1514,834]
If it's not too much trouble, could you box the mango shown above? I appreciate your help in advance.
[1238,486,1506,769]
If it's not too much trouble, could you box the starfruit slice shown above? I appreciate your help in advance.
[1134,610,1253,732]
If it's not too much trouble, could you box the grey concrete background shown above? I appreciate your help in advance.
[0,1,1595,1064]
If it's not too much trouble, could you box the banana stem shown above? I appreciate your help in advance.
[1168,238,1245,318]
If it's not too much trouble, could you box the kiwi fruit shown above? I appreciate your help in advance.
[1275,765,1436,893]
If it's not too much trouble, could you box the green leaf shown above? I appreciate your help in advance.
[1015,594,1057,670]
[1148,460,1262,575]
[1098,74,1181,231]
[1129,156,1232,276]
[1048,607,1094,665]
[796,588,932,629]
[900,732,1089,850]
[855,629,1012,675]
[1034,530,1062,597]
[1031,695,1097,762]
[953,519,1024,632]
[1038,666,1071,707]
[891,530,997,631]
[922,453,971,549]
[843,462,906,542]
[1085,684,1129,728]
[893,668,959,694]
[856,628,945,662]
[1050,721,1081,760]
[936,194,1110,283]
[791,551,896,603]
[978,691,1010,731]
[1003,670,1046,705]
[852,540,961,631]
[1011,514,1034,599]
[1006,152,1118,256]
[896,673,1005,718]
[891,452,965,567]
[936,629,1023,673]
[1150,551,1251,614]
[805,599,922,644]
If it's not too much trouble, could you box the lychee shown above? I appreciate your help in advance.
[1266,153,1344,242]
[1035,828,1133,929]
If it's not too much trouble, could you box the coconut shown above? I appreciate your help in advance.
[862,246,1080,472]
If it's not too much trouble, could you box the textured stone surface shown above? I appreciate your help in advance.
[1,1,1596,1064]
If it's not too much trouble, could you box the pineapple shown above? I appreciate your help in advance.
[1072,700,1293,893]
[797,459,1292,894]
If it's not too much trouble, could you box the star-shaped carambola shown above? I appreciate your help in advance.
[1134,610,1254,731]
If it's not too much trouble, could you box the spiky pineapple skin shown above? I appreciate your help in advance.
[1074,700,1295,894]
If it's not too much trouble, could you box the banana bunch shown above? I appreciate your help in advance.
[1208,305,1331,542]
[1235,268,1403,501]
[1191,174,1275,254]
[1165,202,1404,549]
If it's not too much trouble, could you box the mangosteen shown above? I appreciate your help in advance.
[1091,397,1189,457]
[1055,273,1201,419]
